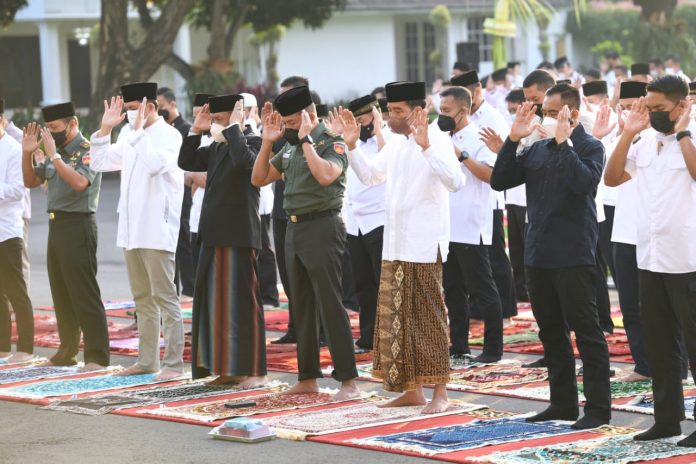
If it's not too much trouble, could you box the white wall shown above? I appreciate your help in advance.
[275,13,397,103]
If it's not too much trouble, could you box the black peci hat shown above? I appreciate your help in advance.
[619,81,647,99]
[193,93,213,107]
[42,102,76,122]
[208,94,243,114]
[582,80,608,97]
[274,85,313,116]
[120,82,158,103]
[631,63,650,76]
[316,104,329,118]
[385,81,426,103]
[451,70,480,88]
[348,94,378,117]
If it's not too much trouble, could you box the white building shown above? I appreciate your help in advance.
[0,0,576,109]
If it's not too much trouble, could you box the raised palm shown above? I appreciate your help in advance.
[192,104,212,133]
[340,109,360,148]
[101,96,126,131]
[261,102,283,143]
[624,98,650,135]
[592,101,616,139]
[22,122,40,153]
[510,102,540,142]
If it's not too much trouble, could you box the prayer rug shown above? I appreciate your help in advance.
[136,389,368,423]
[120,379,288,403]
[469,434,696,463]
[0,356,47,368]
[469,331,540,346]
[614,395,696,420]
[348,416,578,456]
[266,345,372,373]
[265,400,486,440]
[0,365,81,385]
[446,365,547,392]
[0,373,166,399]
[41,394,158,415]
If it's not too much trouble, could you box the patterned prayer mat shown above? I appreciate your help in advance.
[447,365,547,391]
[265,400,486,439]
[469,434,696,463]
[42,394,159,415]
[0,365,81,385]
[469,331,540,346]
[0,373,165,399]
[614,395,696,420]
[136,389,369,423]
[121,379,288,402]
[348,416,577,456]
[0,356,46,367]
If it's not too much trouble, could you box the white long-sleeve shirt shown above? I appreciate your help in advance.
[0,134,25,242]
[471,100,509,210]
[346,125,465,263]
[5,122,31,220]
[90,118,184,252]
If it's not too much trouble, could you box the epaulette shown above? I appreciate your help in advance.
[80,140,91,149]
[324,128,340,139]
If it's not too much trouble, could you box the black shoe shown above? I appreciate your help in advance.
[355,339,373,350]
[449,346,470,356]
[522,358,547,368]
[571,415,609,430]
[526,405,578,422]
[577,366,616,377]
[472,353,502,364]
[634,423,682,441]
[270,333,297,344]
[677,430,696,447]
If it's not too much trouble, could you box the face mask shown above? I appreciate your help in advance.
[534,104,544,119]
[388,110,415,135]
[51,129,68,147]
[359,123,374,142]
[437,115,456,132]
[541,116,558,139]
[158,109,170,121]
[126,109,139,127]
[284,128,301,146]
[650,70,659,78]
[649,111,676,134]
[210,123,226,143]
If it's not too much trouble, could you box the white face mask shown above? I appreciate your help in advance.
[210,123,226,143]
[126,109,139,127]
[541,116,558,139]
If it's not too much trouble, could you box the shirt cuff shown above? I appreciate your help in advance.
[127,128,146,146]
[90,132,111,148]
[187,130,201,136]
[421,145,436,158]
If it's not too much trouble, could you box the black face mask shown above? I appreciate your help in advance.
[534,104,544,119]
[284,128,301,146]
[158,109,170,121]
[437,115,457,132]
[51,129,68,147]
[649,111,676,134]
[359,123,374,142]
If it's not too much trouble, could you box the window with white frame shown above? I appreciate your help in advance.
[403,20,436,85]
[467,16,493,62]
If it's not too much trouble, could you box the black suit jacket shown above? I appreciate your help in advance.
[178,125,262,249]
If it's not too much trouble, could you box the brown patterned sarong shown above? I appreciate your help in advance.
[373,259,450,392]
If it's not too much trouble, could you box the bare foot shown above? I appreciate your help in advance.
[332,380,361,401]
[7,352,33,363]
[282,379,320,395]
[206,375,245,385]
[236,375,268,389]
[422,384,449,414]
[113,364,152,376]
[620,371,651,382]
[378,389,427,408]
[503,318,514,328]
[155,369,184,381]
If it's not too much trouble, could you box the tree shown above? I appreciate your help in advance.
[89,0,196,124]
[0,0,26,27]
[633,0,678,23]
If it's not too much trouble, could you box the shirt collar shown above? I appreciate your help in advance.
[655,131,677,142]
[310,121,326,140]
[60,132,85,154]
[451,122,478,140]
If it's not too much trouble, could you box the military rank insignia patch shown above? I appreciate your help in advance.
[333,142,346,155]
[81,154,91,165]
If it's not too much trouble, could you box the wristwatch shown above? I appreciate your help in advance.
[457,151,470,163]
[51,153,62,162]
[677,130,692,141]
[300,134,314,146]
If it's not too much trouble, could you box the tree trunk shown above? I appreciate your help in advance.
[207,0,228,61]
[166,53,195,81]
[223,0,251,60]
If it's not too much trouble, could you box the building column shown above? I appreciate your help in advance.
[38,21,65,105]
[173,23,192,109]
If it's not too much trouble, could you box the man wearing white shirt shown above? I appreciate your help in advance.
[90,82,185,381]
[344,95,388,351]
[0,103,34,363]
[342,81,465,414]
[452,70,517,320]
[438,86,503,363]
[605,75,696,446]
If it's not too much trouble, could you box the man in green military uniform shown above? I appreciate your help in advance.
[21,103,109,370]
[252,86,359,401]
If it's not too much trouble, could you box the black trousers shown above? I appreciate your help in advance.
[191,232,201,278]
[342,246,359,312]
[593,245,614,334]
[527,265,611,420]
[258,214,279,307]
[443,242,503,357]
[613,243,651,376]
[0,238,34,354]
[507,205,529,301]
[490,210,517,318]
[639,270,696,424]
[174,186,195,297]
[598,205,617,283]
[347,227,383,349]
[286,214,357,381]
[273,218,294,335]
[47,214,109,366]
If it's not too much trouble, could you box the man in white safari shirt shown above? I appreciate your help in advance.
[90,82,185,380]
